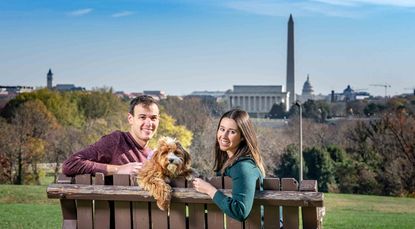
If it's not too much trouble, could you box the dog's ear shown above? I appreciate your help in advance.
[176,142,191,167]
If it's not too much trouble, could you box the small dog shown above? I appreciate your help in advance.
[137,136,197,211]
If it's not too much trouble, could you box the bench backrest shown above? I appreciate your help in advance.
[47,173,323,229]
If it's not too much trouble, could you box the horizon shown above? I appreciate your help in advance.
[1,0,414,97]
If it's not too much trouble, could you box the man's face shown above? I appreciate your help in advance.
[128,103,160,147]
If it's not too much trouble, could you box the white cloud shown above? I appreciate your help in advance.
[111,11,134,18]
[68,8,93,16]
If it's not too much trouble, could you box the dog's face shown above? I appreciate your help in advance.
[152,137,191,177]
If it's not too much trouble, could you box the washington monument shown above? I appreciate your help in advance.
[286,14,295,106]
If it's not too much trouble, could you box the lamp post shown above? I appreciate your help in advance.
[295,101,303,182]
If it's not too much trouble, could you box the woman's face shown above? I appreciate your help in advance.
[217,117,242,157]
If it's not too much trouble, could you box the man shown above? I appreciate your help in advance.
[62,95,160,176]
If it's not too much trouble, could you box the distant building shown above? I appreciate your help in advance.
[54,84,85,91]
[190,90,226,98]
[46,69,85,92]
[0,85,34,95]
[47,69,53,89]
[189,90,227,102]
[226,85,289,118]
[143,90,166,100]
[330,85,370,102]
[297,75,315,102]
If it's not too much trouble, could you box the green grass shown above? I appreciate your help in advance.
[323,193,415,229]
[0,184,61,229]
[1,184,415,228]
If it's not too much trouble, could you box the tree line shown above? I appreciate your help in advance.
[1,89,414,197]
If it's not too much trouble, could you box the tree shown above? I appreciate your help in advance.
[303,147,336,192]
[0,117,15,183]
[10,100,59,184]
[1,89,84,127]
[150,113,193,150]
[275,144,303,181]
[347,106,415,195]
[268,103,286,119]
[159,96,224,136]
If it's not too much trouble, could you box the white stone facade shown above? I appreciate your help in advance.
[226,85,289,118]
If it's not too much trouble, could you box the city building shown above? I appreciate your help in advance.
[226,85,289,118]
[330,85,371,102]
[143,90,166,100]
[45,69,85,91]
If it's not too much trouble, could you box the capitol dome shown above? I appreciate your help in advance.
[302,75,314,96]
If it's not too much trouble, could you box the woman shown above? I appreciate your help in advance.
[192,108,265,222]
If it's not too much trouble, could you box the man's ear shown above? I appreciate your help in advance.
[127,113,134,124]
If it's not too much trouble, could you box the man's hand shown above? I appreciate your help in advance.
[107,162,143,175]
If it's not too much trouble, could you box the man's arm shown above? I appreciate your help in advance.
[62,133,118,176]
[62,132,145,176]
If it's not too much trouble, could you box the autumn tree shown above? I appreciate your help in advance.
[347,106,415,195]
[9,100,58,184]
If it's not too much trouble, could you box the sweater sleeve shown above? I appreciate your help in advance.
[212,160,260,222]
[62,132,120,176]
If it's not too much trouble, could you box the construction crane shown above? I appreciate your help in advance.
[370,83,391,100]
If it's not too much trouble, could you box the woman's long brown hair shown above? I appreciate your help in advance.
[213,108,265,176]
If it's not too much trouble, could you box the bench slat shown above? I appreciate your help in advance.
[94,173,110,229]
[170,178,187,229]
[114,175,131,229]
[75,174,93,229]
[207,177,224,229]
[187,180,207,229]
[133,202,150,229]
[300,180,320,229]
[262,178,280,229]
[281,178,299,229]
[223,176,243,229]
[151,204,169,228]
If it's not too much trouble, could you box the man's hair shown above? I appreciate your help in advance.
[129,95,158,115]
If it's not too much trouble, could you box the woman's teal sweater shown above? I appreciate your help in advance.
[212,156,262,222]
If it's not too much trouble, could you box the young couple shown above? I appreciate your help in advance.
[63,95,265,222]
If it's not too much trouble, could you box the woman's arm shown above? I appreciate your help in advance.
[192,159,260,222]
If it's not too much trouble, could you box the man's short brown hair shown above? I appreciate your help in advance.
[129,95,158,115]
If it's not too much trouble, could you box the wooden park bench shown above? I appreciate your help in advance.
[47,173,324,229]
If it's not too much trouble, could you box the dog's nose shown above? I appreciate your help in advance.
[169,158,174,163]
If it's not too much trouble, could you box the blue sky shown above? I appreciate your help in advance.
[1,0,414,96]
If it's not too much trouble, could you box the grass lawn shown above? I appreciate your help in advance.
[1,184,415,228]
[323,193,415,229]
[0,184,61,229]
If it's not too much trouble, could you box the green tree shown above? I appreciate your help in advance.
[1,89,84,127]
[268,103,287,119]
[275,144,303,181]
[150,113,193,150]
[303,147,336,192]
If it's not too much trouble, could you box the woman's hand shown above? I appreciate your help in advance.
[192,178,217,198]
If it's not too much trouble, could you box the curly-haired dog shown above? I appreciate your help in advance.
[137,136,197,211]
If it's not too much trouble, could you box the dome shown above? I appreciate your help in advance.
[302,75,314,96]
